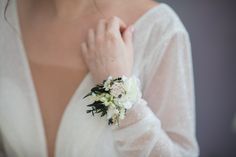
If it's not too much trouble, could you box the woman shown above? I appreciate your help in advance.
[0,0,199,156]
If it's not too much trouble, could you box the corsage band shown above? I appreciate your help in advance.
[83,74,142,126]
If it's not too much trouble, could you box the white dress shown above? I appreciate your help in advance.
[0,0,199,156]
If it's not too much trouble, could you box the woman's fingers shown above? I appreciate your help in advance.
[106,16,127,39]
[80,16,134,83]
[87,28,95,50]
[81,17,132,67]
[96,19,106,37]
[80,41,89,64]
[122,25,134,49]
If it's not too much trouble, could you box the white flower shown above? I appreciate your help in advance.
[84,75,142,126]
[123,101,133,109]
[98,93,114,106]
[121,75,128,81]
[117,76,142,108]
[110,82,126,98]
[119,108,126,120]
[104,76,113,91]
[107,106,119,119]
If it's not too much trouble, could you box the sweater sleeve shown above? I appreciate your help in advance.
[111,30,200,157]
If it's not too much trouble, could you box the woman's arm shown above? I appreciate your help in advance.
[111,30,199,157]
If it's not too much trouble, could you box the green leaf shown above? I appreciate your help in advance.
[83,92,92,99]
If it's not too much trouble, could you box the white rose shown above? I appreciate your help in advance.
[123,101,133,109]
[123,76,142,103]
[107,106,119,119]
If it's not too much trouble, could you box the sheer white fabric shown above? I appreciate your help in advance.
[0,0,199,156]
[111,30,199,157]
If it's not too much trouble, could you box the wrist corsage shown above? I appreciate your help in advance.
[83,75,142,126]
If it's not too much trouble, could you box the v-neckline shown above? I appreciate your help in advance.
[11,0,165,156]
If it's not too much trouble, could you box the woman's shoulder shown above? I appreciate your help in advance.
[133,2,190,60]
[134,2,190,54]
[154,3,189,38]
[134,3,191,89]
[136,2,191,58]
[136,2,189,42]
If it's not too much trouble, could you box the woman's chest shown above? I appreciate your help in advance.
[22,23,89,110]
[21,21,91,157]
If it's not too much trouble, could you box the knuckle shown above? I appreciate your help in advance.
[96,35,104,43]
[97,18,106,27]
[88,28,94,35]
[88,44,95,51]
[86,53,93,60]
[113,16,120,21]
[106,31,117,41]
[107,16,117,24]
[80,42,86,50]
[88,28,93,34]
[111,16,119,21]
[99,18,106,23]
[86,53,93,61]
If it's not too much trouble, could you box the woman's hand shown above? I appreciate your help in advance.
[80,16,134,84]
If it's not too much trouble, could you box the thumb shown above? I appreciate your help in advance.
[123,25,134,48]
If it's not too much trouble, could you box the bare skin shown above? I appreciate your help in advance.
[17,0,159,157]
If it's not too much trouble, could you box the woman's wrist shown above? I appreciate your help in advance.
[83,74,142,126]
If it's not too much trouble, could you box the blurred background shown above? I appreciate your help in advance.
[1,0,235,156]
[158,0,236,156]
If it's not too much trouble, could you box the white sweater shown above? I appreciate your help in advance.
[0,0,199,156]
